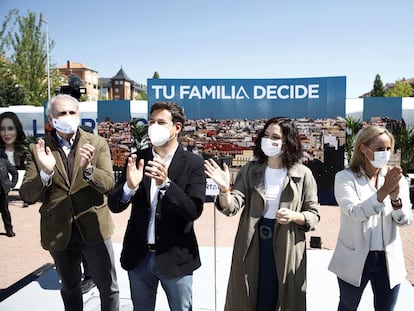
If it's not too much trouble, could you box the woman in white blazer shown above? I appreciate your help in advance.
[328,125,412,311]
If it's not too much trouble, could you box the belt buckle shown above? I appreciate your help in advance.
[259,225,273,240]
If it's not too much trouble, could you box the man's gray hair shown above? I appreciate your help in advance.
[45,94,79,117]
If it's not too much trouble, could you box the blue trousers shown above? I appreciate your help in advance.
[128,252,193,311]
[337,251,400,311]
[256,217,278,311]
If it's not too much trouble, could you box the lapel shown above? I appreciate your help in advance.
[140,146,185,205]
[140,148,154,204]
[71,131,88,186]
[252,162,266,203]
[280,164,301,210]
[167,146,185,183]
[45,135,70,187]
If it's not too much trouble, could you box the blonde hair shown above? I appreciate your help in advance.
[349,125,395,176]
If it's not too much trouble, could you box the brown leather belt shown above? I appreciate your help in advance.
[147,244,156,252]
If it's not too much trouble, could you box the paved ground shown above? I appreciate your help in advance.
[0,191,413,303]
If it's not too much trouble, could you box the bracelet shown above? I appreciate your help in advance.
[390,198,402,209]
[219,187,231,194]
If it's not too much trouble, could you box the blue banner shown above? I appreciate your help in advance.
[363,97,402,122]
[98,100,131,122]
[148,77,346,119]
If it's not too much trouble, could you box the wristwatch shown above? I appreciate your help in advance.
[83,166,94,180]
[390,197,402,210]
[160,179,171,190]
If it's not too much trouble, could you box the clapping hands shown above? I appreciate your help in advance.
[36,139,56,174]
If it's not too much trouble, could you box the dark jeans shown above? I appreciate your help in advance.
[257,217,278,311]
[50,224,119,311]
[338,251,400,311]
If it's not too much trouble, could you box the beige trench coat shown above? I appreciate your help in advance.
[216,161,320,311]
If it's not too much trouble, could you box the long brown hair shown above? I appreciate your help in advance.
[0,111,26,150]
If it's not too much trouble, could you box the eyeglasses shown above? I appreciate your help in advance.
[0,126,16,132]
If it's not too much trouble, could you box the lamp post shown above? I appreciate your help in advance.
[41,18,51,101]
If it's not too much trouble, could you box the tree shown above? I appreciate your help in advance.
[9,12,55,106]
[385,79,414,97]
[130,118,149,151]
[153,71,159,79]
[0,72,26,106]
[398,125,414,176]
[389,120,414,176]
[345,116,362,164]
[1,10,56,106]
[0,9,18,55]
[370,74,385,97]
[135,90,147,100]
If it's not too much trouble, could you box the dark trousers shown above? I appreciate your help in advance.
[81,253,92,280]
[337,251,400,311]
[257,217,278,311]
[0,190,12,232]
[50,224,119,311]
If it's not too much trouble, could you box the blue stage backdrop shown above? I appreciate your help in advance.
[363,97,403,122]
[147,77,346,119]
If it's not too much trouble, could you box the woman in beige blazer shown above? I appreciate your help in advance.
[329,125,412,310]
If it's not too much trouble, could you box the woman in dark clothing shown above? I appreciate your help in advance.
[0,112,28,209]
[0,111,27,169]
[0,150,18,236]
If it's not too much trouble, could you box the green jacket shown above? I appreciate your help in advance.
[19,128,115,251]
[216,161,320,311]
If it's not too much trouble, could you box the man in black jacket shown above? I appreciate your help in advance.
[108,102,206,311]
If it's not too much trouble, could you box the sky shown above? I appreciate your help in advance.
[1,0,414,99]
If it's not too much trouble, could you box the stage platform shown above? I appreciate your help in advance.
[1,245,413,311]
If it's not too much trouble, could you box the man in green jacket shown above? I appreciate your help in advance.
[20,94,119,311]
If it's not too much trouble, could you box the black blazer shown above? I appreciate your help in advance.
[108,145,206,278]
[0,157,18,193]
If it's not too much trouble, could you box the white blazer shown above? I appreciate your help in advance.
[328,168,412,288]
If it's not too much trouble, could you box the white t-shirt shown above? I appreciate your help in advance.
[5,150,15,166]
[263,167,287,219]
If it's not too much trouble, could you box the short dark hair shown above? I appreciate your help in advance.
[150,102,185,125]
[254,117,302,168]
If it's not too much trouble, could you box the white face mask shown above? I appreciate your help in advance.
[148,123,173,147]
[51,116,79,134]
[261,138,283,157]
[368,148,390,169]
